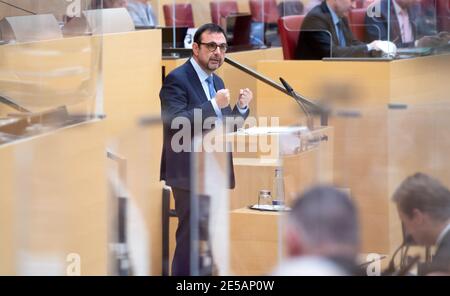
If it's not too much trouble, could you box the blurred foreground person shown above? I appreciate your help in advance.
[272,186,361,276]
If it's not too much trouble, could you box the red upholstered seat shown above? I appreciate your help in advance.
[163,3,195,27]
[249,0,280,24]
[278,14,305,59]
[348,8,368,42]
[210,1,239,25]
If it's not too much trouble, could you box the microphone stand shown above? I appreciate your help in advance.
[383,235,415,275]
[0,1,37,15]
[159,51,328,126]
[0,95,31,113]
[393,255,420,276]
[383,241,407,275]
[279,77,313,130]
[224,56,328,127]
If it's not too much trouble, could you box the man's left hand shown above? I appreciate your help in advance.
[237,88,253,109]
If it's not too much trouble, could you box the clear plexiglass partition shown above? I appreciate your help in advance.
[279,0,449,60]
[0,0,113,145]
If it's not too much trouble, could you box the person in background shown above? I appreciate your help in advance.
[392,172,450,275]
[365,0,450,48]
[159,23,252,276]
[103,0,128,8]
[365,0,422,47]
[272,185,362,276]
[304,0,324,14]
[413,0,438,36]
[127,0,158,27]
[295,0,384,60]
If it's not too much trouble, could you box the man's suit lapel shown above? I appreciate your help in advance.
[384,0,402,44]
[387,0,417,44]
[185,61,233,115]
[212,74,222,92]
[407,7,417,40]
[342,18,353,44]
[322,2,339,45]
[434,230,450,259]
[185,61,209,104]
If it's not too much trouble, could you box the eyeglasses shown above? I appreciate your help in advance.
[198,42,228,53]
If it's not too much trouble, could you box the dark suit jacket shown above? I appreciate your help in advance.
[434,229,450,261]
[159,60,249,190]
[295,1,370,60]
[365,0,418,48]
[418,228,450,275]
[430,229,450,273]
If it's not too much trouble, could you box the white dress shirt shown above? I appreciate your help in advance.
[393,0,414,43]
[190,58,248,119]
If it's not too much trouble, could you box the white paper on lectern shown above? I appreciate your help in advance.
[377,41,397,57]
[236,126,309,135]
[234,126,311,155]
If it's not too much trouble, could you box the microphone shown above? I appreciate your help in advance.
[279,77,313,130]
[222,56,328,126]
[394,255,420,276]
[0,1,37,15]
[383,234,415,275]
[359,255,387,268]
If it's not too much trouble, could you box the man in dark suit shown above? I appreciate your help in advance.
[392,173,450,274]
[366,0,449,48]
[160,23,252,276]
[295,0,383,60]
[365,0,420,48]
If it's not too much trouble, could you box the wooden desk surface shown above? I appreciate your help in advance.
[256,54,450,125]
[230,207,285,275]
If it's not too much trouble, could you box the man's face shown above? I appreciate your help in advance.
[334,0,355,17]
[192,31,227,74]
[397,206,431,246]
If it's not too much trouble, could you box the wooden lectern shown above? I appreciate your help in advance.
[227,124,334,275]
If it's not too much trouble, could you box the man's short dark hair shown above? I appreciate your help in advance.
[193,23,227,45]
[392,172,450,221]
[289,186,359,247]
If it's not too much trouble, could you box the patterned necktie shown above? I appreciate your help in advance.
[205,76,223,120]
[337,20,347,47]
[205,76,216,100]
